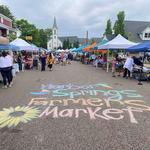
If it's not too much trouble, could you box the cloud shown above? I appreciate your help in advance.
[1,0,150,37]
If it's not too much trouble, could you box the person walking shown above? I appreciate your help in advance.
[40,52,47,71]
[0,51,13,88]
[47,53,54,71]
[123,54,134,78]
[17,53,23,71]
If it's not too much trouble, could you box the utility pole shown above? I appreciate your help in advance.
[86,30,88,44]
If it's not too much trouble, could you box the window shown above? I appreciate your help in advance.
[145,33,148,38]
[144,33,150,38]
[54,30,56,34]
[54,36,56,39]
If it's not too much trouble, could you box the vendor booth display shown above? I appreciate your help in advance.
[127,41,150,82]
[98,34,137,72]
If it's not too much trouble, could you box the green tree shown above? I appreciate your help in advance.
[0,5,14,20]
[66,39,70,48]
[15,19,40,45]
[113,11,125,36]
[105,19,112,35]
[63,40,67,49]
[73,41,79,48]
[8,32,17,42]
[45,28,52,40]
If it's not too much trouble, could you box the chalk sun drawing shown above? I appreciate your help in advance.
[0,106,40,128]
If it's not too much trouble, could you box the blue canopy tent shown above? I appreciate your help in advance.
[127,41,150,85]
[0,44,20,51]
[70,48,77,52]
[127,41,150,52]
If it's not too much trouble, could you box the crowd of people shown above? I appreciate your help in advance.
[0,50,73,89]
[78,52,145,79]
[0,49,149,89]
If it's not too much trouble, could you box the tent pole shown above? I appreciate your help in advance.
[107,50,109,72]
[138,52,145,85]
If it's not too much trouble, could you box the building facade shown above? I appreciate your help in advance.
[47,17,63,50]
[0,13,16,37]
[124,20,150,42]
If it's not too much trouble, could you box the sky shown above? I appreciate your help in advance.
[1,0,150,38]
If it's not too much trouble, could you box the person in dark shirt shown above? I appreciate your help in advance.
[40,53,47,71]
[132,56,143,66]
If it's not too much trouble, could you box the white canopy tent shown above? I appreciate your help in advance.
[56,49,65,52]
[31,44,39,51]
[10,38,34,51]
[97,34,138,72]
[98,34,137,49]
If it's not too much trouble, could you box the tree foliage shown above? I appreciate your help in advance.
[113,11,125,36]
[63,39,70,49]
[105,19,112,35]
[73,41,79,48]
[0,5,14,20]
[15,19,52,48]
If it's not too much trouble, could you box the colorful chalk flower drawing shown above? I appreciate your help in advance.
[0,106,40,128]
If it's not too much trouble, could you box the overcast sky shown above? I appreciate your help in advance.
[1,0,150,38]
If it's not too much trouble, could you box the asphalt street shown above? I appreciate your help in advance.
[0,61,150,150]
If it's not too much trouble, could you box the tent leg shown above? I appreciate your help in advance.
[106,50,109,72]
[138,68,143,85]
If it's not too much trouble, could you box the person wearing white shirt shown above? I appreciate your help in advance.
[0,51,13,88]
[123,54,134,78]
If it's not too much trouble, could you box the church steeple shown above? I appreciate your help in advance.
[53,17,58,29]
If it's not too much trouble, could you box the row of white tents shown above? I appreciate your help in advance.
[8,34,139,54]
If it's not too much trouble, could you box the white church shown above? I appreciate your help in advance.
[47,17,63,50]
[47,17,102,50]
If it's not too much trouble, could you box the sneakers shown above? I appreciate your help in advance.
[2,85,8,89]
[10,82,13,86]
[8,84,12,88]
